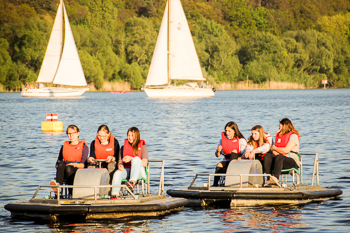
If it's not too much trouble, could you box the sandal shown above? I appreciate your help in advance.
[263,180,271,187]
[126,181,135,191]
[50,180,58,192]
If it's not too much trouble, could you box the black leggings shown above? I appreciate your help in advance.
[56,161,79,194]
[213,153,241,186]
[263,153,298,178]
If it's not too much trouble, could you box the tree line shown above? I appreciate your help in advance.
[1,0,350,91]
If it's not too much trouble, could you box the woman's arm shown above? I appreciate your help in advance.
[239,138,247,155]
[88,140,96,163]
[254,143,271,154]
[215,139,222,157]
[142,144,148,167]
[244,144,253,158]
[81,144,89,164]
[56,146,64,168]
[271,140,296,155]
[118,147,124,171]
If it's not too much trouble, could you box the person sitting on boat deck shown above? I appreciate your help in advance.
[87,125,120,179]
[111,127,148,199]
[263,118,300,185]
[243,125,272,161]
[50,125,88,196]
[213,121,247,186]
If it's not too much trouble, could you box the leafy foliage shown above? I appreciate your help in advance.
[0,0,350,90]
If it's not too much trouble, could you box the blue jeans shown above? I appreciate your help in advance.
[111,157,146,196]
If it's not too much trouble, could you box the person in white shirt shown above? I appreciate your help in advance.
[243,125,272,161]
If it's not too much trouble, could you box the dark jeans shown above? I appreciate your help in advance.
[263,153,298,179]
[213,153,241,186]
[56,161,79,195]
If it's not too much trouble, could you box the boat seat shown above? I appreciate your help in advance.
[280,153,302,186]
[121,164,149,196]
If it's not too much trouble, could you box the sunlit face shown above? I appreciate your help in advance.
[97,130,110,144]
[252,130,260,141]
[279,124,283,132]
[225,127,235,139]
[67,128,80,143]
[128,131,135,144]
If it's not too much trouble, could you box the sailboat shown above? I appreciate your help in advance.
[21,0,88,97]
[144,0,215,98]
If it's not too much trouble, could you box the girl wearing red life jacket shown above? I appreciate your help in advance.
[244,125,272,161]
[213,121,247,186]
[263,118,300,186]
[87,125,120,177]
[111,127,148,199]
[50,125,89,196]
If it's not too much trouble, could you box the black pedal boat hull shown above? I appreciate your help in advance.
[167,186,342,207]
[5,195,188,222]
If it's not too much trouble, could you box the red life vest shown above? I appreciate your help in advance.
[221,132,240,156]
[252,133,272,161]
[123,139,146,168]
[62,140,86,163]
[94,135,116,159]
[275,131,299,155]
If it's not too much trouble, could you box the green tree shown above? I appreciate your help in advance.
[79,0,118,32]
[221,0,257,38]
[124,16,157,71]
[193,18,241,83]
[12,18,51,71]
[0,39,12,83]
[239,31,288,83]
[120,62,143,89]
[79,50,104,89]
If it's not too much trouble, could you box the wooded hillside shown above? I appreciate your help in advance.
[1,0,350,91]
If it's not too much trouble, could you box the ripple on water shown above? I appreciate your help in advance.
[0,90,350,232]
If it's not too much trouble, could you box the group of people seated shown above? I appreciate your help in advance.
[214,118,300,187]
[51,124,148,199]
[52,118,299,198]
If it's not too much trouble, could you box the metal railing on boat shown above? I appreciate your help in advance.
[30,160,165,204]
[189,153,320,189]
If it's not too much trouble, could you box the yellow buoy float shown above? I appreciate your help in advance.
[41,113,63,132]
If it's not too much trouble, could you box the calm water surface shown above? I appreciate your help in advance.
[0,90,349,232]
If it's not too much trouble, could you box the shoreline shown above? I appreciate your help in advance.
[0,80,334,92]
[0,87,338,93]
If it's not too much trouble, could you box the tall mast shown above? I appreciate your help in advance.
[167,0,171,86]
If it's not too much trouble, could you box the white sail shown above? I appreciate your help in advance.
[53,1,86,86]
[169,0,204,81]
[36,1,63,83]
[145,2,169,86]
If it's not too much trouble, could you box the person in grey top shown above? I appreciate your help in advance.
[263,118,300,185]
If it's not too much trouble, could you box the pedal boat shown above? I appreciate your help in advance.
[5,160,188,222]
[167,153,342,207]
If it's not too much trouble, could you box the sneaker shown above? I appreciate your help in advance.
[126,181,134,191]
[50,180,58,192]
[111,196,118,200]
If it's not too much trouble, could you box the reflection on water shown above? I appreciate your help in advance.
[213,206,306,231]
[0,90,350,232]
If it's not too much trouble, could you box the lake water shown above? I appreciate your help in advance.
[0,90,349,232]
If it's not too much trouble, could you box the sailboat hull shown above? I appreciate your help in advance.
[21,87,88,97]
[144,86,214,98]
